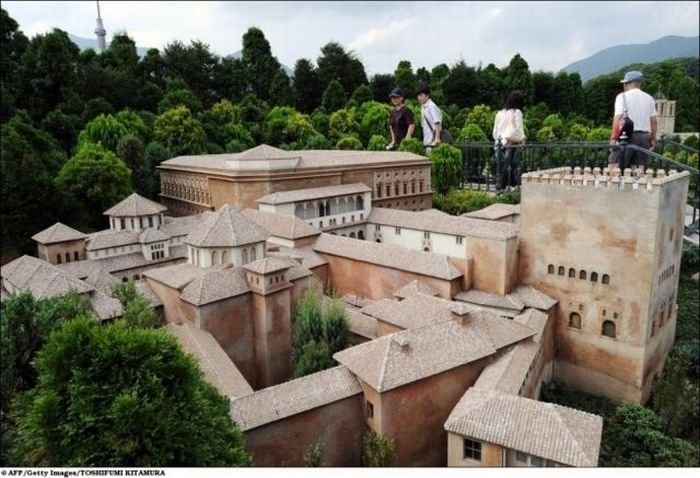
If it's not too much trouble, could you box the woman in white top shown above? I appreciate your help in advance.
[492,91,526,191]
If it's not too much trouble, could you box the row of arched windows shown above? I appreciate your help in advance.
[548,265,610,284]
[657,264,675,285]
[55,251,81,264]
[650,299,674,338]
[375,180,424,199]
[568,312,617,338]
[161,173,210,205]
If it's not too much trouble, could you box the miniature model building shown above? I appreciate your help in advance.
[1,144,690,467]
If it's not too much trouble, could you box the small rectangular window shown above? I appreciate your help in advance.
[530,456,544,467]
[424,231,430,239]
[366,401,374,419]
[375,224,380,231]
[395,227,401,235]
[456,236,463,245]
[463,438,481,461]
[516,451,527,463]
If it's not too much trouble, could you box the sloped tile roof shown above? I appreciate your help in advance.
[445,388,602,467]
[139,227,170,244]
[513,308,550,343]
[236,144,301,161]
[31,222,87,244]
[104,193,167,216]
[84,267,119,290]
[462,203,520,220]
[344,308,377,340]
[359,293,476,330]
[89,289,123,321]
[334,312,535,393]
[86,229,139,251]
[393,279,439,299]
[160,213,208,237]
[134,280,163,307]
[341,294,374,309]
[256,183,371,205]
[241,209,319,240]
[143,263,207,290]
[243,257,293,275]
[185,204,270,247]
[229,365,362,431]
[367,207,518,240]
[179,266,250,306]
[1,255,94,299]
[313,234,462,280]
[86,245,187,274]
[271,246,328,269]
[167,323,253,399]
[510,285,558,311]
[472,342,539,395]
[454,289,525,312]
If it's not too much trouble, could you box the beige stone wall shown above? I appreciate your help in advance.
[375,357,490,466]
[243,394,364,466]
[317,252,460,301]
[447,433,503,467]
[518,177,680,403]
[466,236,516,295]
[39,239,87,265]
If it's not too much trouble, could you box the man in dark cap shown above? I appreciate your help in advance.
[387,87,415,151]
[609,70,658,172]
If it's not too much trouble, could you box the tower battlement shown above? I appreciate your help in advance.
[521,166,689,191]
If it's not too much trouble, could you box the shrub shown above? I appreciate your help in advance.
[430,144,462,194]
[367,135,388,151]
[681,244,699,276]
[397,137,425,155]
[335,136,363,150]
[362,430,394,467]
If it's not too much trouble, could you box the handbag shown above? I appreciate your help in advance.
[614,93,634,140]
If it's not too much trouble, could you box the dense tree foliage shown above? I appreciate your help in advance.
[429,144,463,194]
[362,430,394,467]
[11,317,251,466]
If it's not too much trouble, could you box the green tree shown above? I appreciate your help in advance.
[224,123,255,153]
[335,136,363,150]
[111,281,160,330]
[316,42,367,97]
[293,340,335,378]
[199,99,239,148]
[351,84,373,106]
[304,440,325,467]
[458,123,488,142]
[11,318,251,466]
[154,105,207,156]
[367,135,388,151]
[77,113,129,153]
[158,78,203,114]
[566,123,590,141]
[293,58,322,113]
[82,97,114,123]
[362,430,394,467]
[443,60,480,108]
[465,104,495,138]
[430,144,463,194]
[328,108,359,142]
[321,80,347,113]
[398,137,425,155]
[55,143,132,227]
[1,8,29,121]
[40,109,81,154]
[161,40,220,107]
[394,60,417,95]
[322,299,349,355]
[542,113,565,140]
[241,27,281,101]
[359,101,391,144]
[586,127,610,141]
[116,135,149,195]
[269,69,295,107]
[504,53,534,106]
[369,73,395,102]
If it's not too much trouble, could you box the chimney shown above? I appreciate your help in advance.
[393,335,410,351]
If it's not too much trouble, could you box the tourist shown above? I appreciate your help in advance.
[608,70,658,172]
[386,87,415,151]
[492,90,526,191]
[415,82,443,154]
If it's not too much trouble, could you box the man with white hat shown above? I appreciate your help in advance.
[609,70,658,171]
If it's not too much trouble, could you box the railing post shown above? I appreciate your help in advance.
[495,137,503,193]
[658,131,665,154]
[618,131,629,173]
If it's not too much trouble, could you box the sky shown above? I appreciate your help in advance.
[3,1,699,75]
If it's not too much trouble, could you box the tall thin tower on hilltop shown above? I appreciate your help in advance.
[95,0,106,52]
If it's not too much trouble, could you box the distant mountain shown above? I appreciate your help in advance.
[68,34,295,76]
[561,35,699,83]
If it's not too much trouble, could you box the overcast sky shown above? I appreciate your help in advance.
[4,1,699,75]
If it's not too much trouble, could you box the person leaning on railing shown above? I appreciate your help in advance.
[609,71,658,172]
[493,90,526,192]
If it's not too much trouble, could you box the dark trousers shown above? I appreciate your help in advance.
[499,146,519,190]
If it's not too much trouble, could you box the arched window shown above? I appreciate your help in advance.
[65,252,71,263]
[74,251,80,261]
[394,183,400,196]
[558,266,565,276]
[222,250,228,264]
[568,268,576,278]
[376,184,382,198]
[591,272,598,282]
[242,249,248,264]
[318,202,325,217]
[211,250,218,265]
[251,247,257,261]
[358,230,365,240]
[602,320,616,338]
[602,274,610,284]
[579,270,586,280]
[548,265,554,274]
[56,254,62,264]
[569,312,581,329]
[349,232,356,238]
[357,195,364,210]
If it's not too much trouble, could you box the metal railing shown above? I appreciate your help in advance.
[455,135,700,223]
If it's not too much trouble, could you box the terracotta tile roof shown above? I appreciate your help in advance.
[104,193,167,216]
[513,308,550,343]
[510,285,558,311]
[84,267,119,290]
[454,289,525,312]
[313,234,462,280]
[334,313,535,393]
[359,294,475,330]
[462,203,520,220]
[86,229,139,250]
[134,280,163,307]
[243,257,293,275]
[393,279,439,299]
[263,253,314,282]
[143,263,207,290]
[31,222,87,244]
[55,260,104,280]
[160,214,207,237]
[167,323,253,399]
[367,208,518,240]
[180,266,250,306]
[256,183,371,205]
[241,209,319,240]
[445,388,603,467]
[139,227,170,244]
[472,342,539,395]
[89,289,123,321]
[229,365,362,431]
[1,255,94,299]
[185,204,269,247]
[271,246,328,269]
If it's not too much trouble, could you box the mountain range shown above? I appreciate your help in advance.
[560,35,699,83]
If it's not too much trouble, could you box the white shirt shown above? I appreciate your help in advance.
[614,88,657,133]
[421,99,443,145]
[492,108,525,144]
